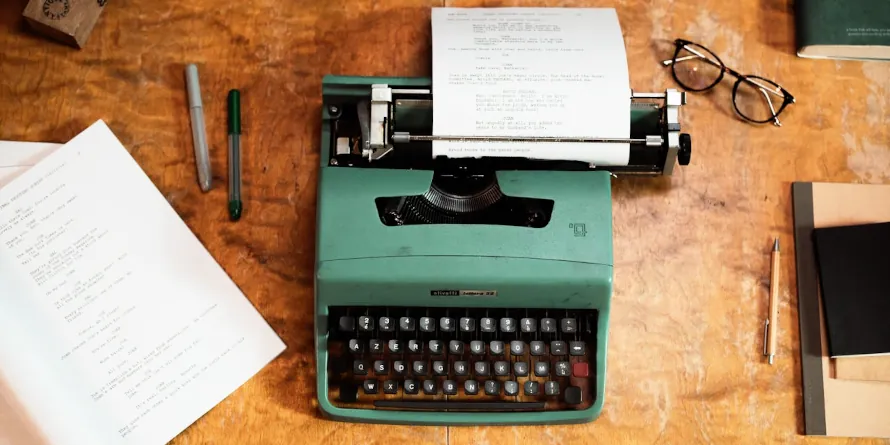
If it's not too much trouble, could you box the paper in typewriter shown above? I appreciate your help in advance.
[432,8,631,165]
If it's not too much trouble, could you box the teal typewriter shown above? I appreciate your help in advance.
[314,76,691,425]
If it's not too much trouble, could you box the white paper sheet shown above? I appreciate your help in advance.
[431,7,631,165]
[0,121,286,445]
[0,141,61,188]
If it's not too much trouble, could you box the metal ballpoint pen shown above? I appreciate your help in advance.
[764,238,780,364]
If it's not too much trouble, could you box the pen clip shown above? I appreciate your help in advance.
[762,320,769,356]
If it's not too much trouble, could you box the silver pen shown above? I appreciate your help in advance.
[185,64,212,192]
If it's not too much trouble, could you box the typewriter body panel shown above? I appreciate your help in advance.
[315,76,689,425]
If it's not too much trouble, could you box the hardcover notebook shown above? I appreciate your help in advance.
[0,121,286,445]
[795,0,890,60]
[813,222,890,358]
[792,182,890,438]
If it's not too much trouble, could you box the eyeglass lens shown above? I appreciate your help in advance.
[733,77,785,123]
[671,43,723,91]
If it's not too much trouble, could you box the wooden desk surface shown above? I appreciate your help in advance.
[1,0,888,443]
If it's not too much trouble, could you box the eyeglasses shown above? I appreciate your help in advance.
[662,39,795,126]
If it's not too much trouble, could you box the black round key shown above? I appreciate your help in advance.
[484,380,500,395]
[354,360,368,375]
[393,361,407,375]
[408,340,422,353]
[561,318,577,333]
[358,316,373,332]
[500,318,516,333]
[388,339,402,353]
[480,318,496,332]
[443,380,458,395]
[348,339,363,353]
[370,339,384,354]
[555,361,570,377]
[564,386,583,405]
[524,381,540,396]
[440,317,455,332]
[520,318,537,333]
[530,341,545,356]
[413,361,428,376]
[544,381,559,396]
[379,317,393,332]
[464,380,479,395]
[419,317,434,332]
[423,380,437,395]
[339,316,355,332]
[475,361,490,376]
[460,317,475,332]
[429,340,444,355]
[490,341,504,355]
[454,361,469,376]
[504,381,519,396]
[494,361,510,376]
[373,360,388,375]
[470,340,485,355]
[540,318,556,333]
[399,317,415,331]
[449,340,464,355]
[510,341,525,355]
[404,380,419,394]
[383,380,398,394]
[513,361,528,377]
[534,361,549,377]
[363,380,379,394]
[432,361,447,376]
[569,341,586,356]
[550,341,567,356]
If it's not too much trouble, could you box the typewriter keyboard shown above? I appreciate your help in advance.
[326,307,597,412]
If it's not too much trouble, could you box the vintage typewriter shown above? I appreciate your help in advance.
[315,76,691,424]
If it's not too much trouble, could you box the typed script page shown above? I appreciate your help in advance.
[0,121,285,445]
[0,141,60,188]
[432,8,631,165]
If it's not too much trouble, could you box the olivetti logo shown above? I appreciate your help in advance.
[431,290,497,297]
[42,0,70,20]
[569,223,587,237]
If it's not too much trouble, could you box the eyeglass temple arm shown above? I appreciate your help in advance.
[759,89,782,126]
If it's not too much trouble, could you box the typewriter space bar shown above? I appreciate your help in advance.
[374,401,545,411]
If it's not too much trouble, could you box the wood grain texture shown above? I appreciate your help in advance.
[0,0,888,443]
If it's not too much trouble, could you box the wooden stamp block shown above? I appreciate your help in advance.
[22,0,108,49]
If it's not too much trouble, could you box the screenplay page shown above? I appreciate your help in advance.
[431,7,631,165]
[0,141,61,188]
[0,121,285,445]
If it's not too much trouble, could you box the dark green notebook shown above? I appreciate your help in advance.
[796,0,890,60]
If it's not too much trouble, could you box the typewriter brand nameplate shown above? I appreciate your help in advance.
[431,290,498,297]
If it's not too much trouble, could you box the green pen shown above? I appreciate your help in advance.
[227,90,242,221]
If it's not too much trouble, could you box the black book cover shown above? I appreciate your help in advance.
[813,221,890,357]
